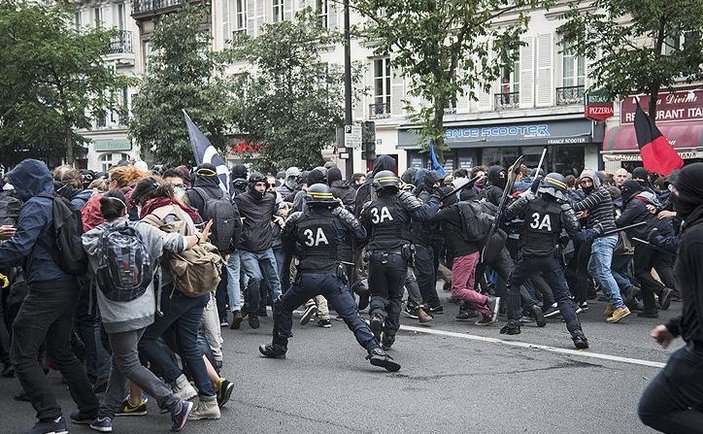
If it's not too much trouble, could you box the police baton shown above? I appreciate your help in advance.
[632,237,669,253]
[439,174,485,202]
[595,221,647,238]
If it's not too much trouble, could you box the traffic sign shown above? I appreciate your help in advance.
[344,124,362,149]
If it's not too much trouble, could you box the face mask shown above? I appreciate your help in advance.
[672,193,697,221]
[173,186,186,200]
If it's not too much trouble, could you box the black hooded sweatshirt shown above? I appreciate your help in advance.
[481,165,507,206]
[354,154,396,216]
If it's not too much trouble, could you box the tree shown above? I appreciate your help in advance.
[559,0,703,118]
[0,1,127,166]
[130,3,228,168]
[351,0,554,160]
[225,8,350,172]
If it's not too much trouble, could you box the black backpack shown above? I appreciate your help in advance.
[38,193,88,275]
[95,223,153,302]
[457,200,497,242]
[192,187,237,254]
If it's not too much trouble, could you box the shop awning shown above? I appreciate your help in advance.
[603,121,703,152]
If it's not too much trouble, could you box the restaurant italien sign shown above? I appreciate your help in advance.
[621,89,703,124]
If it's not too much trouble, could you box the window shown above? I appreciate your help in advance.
[272,0,284,23]
[664,31,701,55]
[117,4,125,31]
[100,153,131,173]
[93,7,102,27]
[371,57,391,118]
[499,59,519,94]
[562,41,585,87]
[119,87,129,125]
[316,0,328,28]
[234,0,247,34]
[74,11,81,31]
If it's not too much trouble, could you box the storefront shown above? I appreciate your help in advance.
[602,89,703,173]
[399,118,603,176]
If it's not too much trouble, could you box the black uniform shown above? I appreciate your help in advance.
[360,190,438,348]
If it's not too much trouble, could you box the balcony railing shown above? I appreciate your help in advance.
[494,91,519,109]
[108,30,133,54]
[132,0,181,15]
[369,103,391,119]
[556,85,585,106]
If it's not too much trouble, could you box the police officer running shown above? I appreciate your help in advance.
[499,173,590,350]
[359,171,440,350]
[259,184,400,372]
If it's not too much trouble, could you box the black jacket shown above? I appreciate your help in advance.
[667,204,703,347]
[234,190,277,252]
[433,205,479,257]
[330,180,356,209]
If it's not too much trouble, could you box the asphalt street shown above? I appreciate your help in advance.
[2,292,678,434]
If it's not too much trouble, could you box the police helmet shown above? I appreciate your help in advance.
[372,170,399,191]
[538,172,568,201]
[306,183,336,205]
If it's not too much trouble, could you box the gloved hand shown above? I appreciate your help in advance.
[0,273,9,289]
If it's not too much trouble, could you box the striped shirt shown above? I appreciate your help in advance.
[572,185,617,232]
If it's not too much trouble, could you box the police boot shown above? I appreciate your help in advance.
[499,320,521,335]
[258,343,287,359]
[571,330,589,350]
[366,348,400,372]
[369,313,384,342]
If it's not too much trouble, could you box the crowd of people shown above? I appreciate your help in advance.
[0,154,702,434]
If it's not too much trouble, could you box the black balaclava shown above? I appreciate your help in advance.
[673,163,703,221]
[620,180,643,204]
[327,167,343,185]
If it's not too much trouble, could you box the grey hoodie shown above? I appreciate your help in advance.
[82,217,185,333]
[573,169,617,231]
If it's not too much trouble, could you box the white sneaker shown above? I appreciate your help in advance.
[188,398,221,420]
[173,381,198,401]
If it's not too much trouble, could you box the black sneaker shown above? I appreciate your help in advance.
[427,305,444,314]
[258,343,287,359]
[300,304,318,325]
[402,304,419,319]
[26,417,68,434]
[571,330,589,350]
[456,308,478,321]
[366,348,401,372]
[532,304,547,327]
[248,314,260,329]
[369,313,384,342]
[659,288,674,311]
[230,311,244,330]
[317,319,332,328]
[637,309,659,319]
[70,410,98,425]
[499,321,521,335]
[216,379,234,408]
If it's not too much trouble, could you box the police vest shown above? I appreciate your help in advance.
[365,195,412,251]
[521,197,562,256]
[296,210,338,271]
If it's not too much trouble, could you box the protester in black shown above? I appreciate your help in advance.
[0,159,98,434]
[639,162,703,433]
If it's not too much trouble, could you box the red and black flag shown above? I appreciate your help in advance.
[634,101,683,176]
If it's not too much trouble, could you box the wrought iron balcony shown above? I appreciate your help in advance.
[369,103,391,119]
[132,0,181,16]
[494,91,519,109]
[556,85,585,106]
[108,30,133,54]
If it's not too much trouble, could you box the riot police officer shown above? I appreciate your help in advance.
[360,171,439,350]
[259,184,400,372]
[499,173,590,350]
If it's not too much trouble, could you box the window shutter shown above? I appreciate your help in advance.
[476,50,494,111]
[329,3,338,29]
[284,0,292,20]
[247,0,256,35]
[390,68,405,116]
[222,0,231,43]
[535,33,554,107]
[519,35,534,109]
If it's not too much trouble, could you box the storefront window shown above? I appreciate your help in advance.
[482,147,519,167]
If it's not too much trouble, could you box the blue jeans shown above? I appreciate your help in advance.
[139,289,214,397]
[240,248,282,314]
[639,344,703,433]
[273,273,378,352]
[587,235,625,308]
[226,251,242,312]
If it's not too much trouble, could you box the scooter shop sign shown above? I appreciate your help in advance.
[621,90,703,124]
[584,89,614,122]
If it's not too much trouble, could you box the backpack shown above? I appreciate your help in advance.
[38,193,88,275]
[457,200,497,242]
[95,223,153,302]
[192,187,236,254]
[0,192,22,226]
[143,212,223,297]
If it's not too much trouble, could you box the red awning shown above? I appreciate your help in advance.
[603,121,703,152]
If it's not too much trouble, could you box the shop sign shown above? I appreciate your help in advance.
[584,89,614,122]
[621,89,703,124]
[444,124,550,141]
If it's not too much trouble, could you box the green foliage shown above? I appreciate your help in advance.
[352,0,554,159]
[224,8,349,172]
[0,0,128,166]
[559,0,703,117]
[130,2,228,168]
